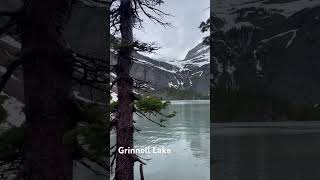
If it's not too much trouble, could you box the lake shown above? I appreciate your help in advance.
[132,100,210,180]
[212,122,320,180]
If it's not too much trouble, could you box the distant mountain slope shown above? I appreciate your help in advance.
[111,42,210,99]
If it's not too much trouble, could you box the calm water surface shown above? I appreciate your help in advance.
[213,123,320,180]
[132,100,210,180]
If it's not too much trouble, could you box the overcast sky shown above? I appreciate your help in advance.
[134,0,210,61]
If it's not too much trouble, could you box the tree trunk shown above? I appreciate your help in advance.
[115,0,135,180]
[21,0,75,179]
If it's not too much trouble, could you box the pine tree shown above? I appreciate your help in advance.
[110,0,174,179]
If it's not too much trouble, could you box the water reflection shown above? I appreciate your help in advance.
[133,100,210,180]
[213,128,320,180]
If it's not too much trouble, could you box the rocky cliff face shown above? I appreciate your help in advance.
[182,43,210,96]
[111,42,210,99]
[212,0,320,121]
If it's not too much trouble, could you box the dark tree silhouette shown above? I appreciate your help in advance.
[0,0,110,179]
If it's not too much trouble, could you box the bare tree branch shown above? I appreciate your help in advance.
[110,150,117,168]
[76,144,109,173]
[134,0,172,28]
[131,154,146,165]
[139,163,144,180]
[135,110,166,127]
[77,160,107,176]
[0,59,23,92]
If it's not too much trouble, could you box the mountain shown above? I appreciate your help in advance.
[212,0,320,121]
[111,42,210,99]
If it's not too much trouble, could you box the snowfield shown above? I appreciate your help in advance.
[0,92,25,129]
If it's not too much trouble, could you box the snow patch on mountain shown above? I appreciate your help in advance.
[73,91,96,104]
[182,53,209,68]
[133,57,177,73]
[165,43,209,71]
[168,82,179,89]
[0,65,20,81]
[2,95,25,127]
[192,71,204,77]
[111,92,118,102]
[261,29,299,45]
[0,93,25,128]
[0,35,21,49]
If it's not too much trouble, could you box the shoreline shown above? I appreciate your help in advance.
[168,100,210,104]
[212,121,320,135]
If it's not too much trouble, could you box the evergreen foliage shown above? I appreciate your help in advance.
[135,96,176,119]
[135,96,169,114]
[0,127,24,175]
[65,104,107,159]
[199,17,210,45]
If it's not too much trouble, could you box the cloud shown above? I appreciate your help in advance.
[134,0,210,60]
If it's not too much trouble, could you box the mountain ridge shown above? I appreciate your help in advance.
[120,42,210,99]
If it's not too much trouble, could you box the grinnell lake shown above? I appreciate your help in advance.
[77,100,210,180]
[132,100,210,180]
